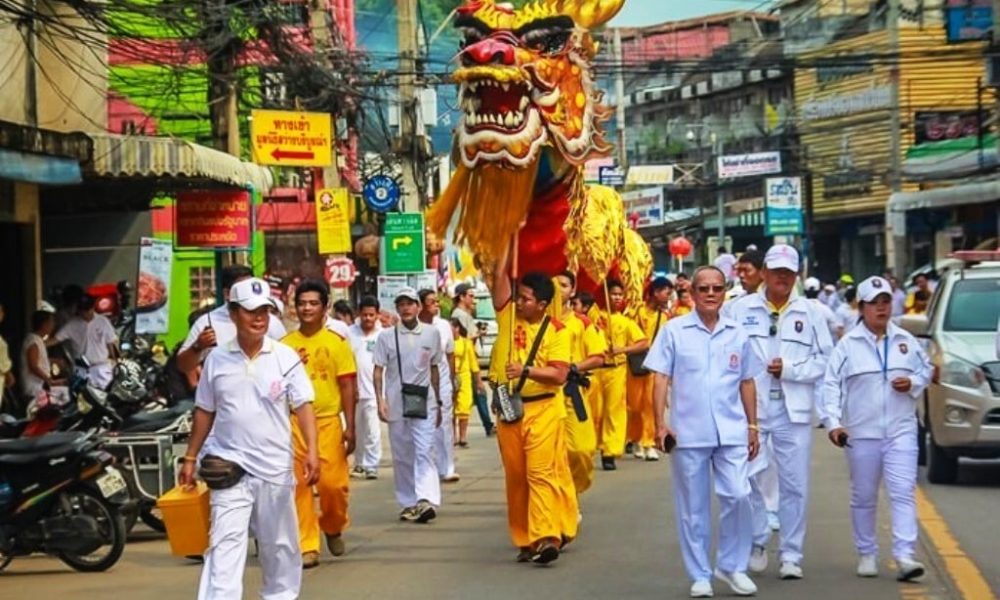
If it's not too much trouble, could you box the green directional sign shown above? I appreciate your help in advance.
[383,212,426,274]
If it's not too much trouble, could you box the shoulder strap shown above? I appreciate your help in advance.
[394,326,406,386]
[514,316,550,394]
[654,309,663,334]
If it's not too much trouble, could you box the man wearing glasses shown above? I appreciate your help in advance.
[729,245,833,581]
[645,266,760,598]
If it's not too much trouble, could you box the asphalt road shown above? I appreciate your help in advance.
[0,425,993,600]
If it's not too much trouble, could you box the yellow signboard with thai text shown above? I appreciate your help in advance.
[251,109,333,167]
[315,188,352,254]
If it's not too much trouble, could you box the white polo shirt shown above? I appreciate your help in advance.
[430,316,455,404]
[643,311,760,449]
[180,305,287,360]
[348,322,383,401]
[55,314,118,387]
[325,316,352,338]
[373,322,441,422]
[195,338,314,486]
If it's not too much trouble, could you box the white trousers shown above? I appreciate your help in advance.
[672,445,752,582]
[354,397,382,470]
[845,434,919,561]
[750,398,812,563]
[388,407,441,508]
[198,475,301,600]
[757,435,779,513]
[433,384,457,478]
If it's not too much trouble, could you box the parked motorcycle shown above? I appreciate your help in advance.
[0,431,131,572]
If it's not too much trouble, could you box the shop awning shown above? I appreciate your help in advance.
[86,133,273,192]
[0,148,82,185]
[888,180,1000,212]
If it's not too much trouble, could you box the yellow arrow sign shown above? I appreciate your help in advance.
[392,235,413,251]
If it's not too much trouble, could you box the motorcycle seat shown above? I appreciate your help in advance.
[0,432,90,464]
[121,400,194,433]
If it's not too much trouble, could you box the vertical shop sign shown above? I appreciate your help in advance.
[136,237,173,334]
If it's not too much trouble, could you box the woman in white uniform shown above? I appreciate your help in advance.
[821,276,933,582]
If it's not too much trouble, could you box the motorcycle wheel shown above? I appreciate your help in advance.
[139,507,165,533]
[57,489,126,572]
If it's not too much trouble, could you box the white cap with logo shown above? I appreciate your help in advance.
[857,276,893,302]
[804,277,821,291]
[394,287,420,303]
[228,277,277,311]
[764,244,800,272]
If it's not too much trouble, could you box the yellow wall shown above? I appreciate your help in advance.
[795,26,986,218]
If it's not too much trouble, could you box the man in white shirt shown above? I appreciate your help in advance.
[714,246,738,283]
[645,266,761,598]
[835,287,860,339]
[52,294,119,388]
[177,265,287,374]
[418,289,460,483]
[451,283,495,437]
[373,288,444,524]
[348,296,384,480]
[178,277,319,600]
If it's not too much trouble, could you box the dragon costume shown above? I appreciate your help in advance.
[427,0,652,307]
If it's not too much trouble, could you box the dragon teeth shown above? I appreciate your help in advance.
[504,112,515,127]
[520,97,529,110]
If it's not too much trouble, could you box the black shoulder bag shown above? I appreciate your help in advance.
[492,316,549,423]
[396,327,430,419]
[627,310,662,377]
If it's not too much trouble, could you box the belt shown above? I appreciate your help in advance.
[521,392,556,403]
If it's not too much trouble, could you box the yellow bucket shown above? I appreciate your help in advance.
[157,482,211,557]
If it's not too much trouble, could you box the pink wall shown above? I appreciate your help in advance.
[622,26,731,63]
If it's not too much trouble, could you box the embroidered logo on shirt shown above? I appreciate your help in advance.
[514,326,527,350]
[795,320,804,333]
[743,315,760,326]
[269,380,286,402]
[899,343,908,355]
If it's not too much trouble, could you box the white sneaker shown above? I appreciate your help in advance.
[857,554,878,578]
[748,545,768,573]
[689,580,714,598]
[714,569,757,596]
[767,511,780,531]
[644,447,660,461]
[633,444,644,459]
[779,561,803,580]
[897,557,925,582]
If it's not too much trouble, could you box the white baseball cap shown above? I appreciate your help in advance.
[394,287,420,304]
[764,244,800,272]
[37,300,57,313]
[858,276,893,302]
[228,277,276,311]
[804,277,821,291]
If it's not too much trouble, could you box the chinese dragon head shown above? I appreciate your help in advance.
[428,0,651,308]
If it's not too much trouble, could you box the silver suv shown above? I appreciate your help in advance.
[901,252,1000,484]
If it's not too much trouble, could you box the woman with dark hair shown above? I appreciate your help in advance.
[20,310,57,410]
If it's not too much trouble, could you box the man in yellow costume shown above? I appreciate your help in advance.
[626,277,672,461]
[282,279,357,569]
[593,279,648,471]
[489,269,572,565]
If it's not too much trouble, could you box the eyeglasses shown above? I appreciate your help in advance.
[695,285,726,294]
[768,311,779,336]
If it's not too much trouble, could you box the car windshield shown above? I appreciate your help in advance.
[943,278,1000,332]
[475,298,496,320]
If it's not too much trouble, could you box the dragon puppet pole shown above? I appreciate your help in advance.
[508,230,519,367]
[602,279,616,358]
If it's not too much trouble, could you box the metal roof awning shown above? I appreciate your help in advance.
[888,180,1000,213]
[86,133,273,192]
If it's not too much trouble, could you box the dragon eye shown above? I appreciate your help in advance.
[523,29,569,54]
[459,27,485,49]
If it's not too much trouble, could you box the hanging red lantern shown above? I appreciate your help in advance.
[668,236,693,258]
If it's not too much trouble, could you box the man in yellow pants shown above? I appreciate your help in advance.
[626,277,672,461]
[555,272,607,496]
[283,279,357,569]
[594,279,648,471]
[489,270,571,565]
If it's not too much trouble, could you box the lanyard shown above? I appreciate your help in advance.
[876,335,889,380]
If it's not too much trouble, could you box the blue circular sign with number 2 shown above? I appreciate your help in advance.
[363,175,400,213]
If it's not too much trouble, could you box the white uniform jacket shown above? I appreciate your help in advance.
[731,293,833,426]
[821,323,932,439]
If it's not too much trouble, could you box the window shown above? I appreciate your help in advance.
[190,266,217,312]
[943,278,1000,332]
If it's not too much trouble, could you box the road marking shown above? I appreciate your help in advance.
[916,487,997,600]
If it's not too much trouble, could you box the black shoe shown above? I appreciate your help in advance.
[532,541,560,565]
[516,547,533,563]
[624,441,635,455]
[601,456,616,471]
[415,500,437,524]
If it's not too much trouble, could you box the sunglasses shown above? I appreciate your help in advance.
[768,311,779,336]
[695,285,726,294]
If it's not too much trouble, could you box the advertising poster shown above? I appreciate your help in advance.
[764,177,804,236]
[175,190,252,248]
[621,187,665,228]
[136,237,173,335]
[718,152,782,179]
[315,187,353,254]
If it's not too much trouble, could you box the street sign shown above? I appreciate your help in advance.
[598,166,625,186]
[383,213,425,274]
[326,256,356,289]
[764,176,804,235]
[250,109,333,167]
[363,175,401,213]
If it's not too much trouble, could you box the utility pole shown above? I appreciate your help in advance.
[396,0,423,212]
[886,0,903,276]
[613,28,627,168]
[714,134,725,250]
[24,0,38,127]
[309,0,343,190]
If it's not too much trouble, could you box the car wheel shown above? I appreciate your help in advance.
[927,427,959,484]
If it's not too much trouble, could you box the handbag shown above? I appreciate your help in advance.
[396,327,430,419]
[198,455,246,490]
[492,317,549,424]
[627,309,662,377]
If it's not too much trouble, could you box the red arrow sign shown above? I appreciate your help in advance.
[271,148,316,161]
